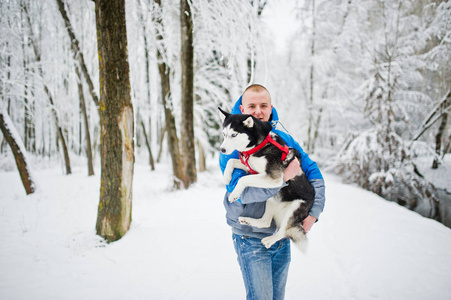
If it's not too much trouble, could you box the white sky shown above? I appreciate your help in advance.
[261,0,299,54]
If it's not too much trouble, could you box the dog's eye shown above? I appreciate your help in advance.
[231,133,237,138]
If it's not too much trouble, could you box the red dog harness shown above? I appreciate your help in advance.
[239,134,289,174]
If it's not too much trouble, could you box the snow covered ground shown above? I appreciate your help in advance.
[1,158,451,300]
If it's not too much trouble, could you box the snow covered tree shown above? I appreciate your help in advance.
[56,0,100,110]
[95,0,134,242]
[151,0,185,188]
[2,0,448,226]
[335,0,440,219]
[131,0,262,187]
[246,0,267,84]
[415,1,451,169]
[21,0,72,175]
[56,0,96,176]
[189,0,263,158]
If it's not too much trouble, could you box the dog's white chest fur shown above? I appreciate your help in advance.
[245,155,267,173]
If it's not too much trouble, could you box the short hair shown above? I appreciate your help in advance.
[242,84,271,101]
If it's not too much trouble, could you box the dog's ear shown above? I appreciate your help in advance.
[218,107,230,123]
[243,116,254,128]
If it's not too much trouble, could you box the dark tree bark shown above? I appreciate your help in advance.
[75,66,94,176]
[432,92,450,169]
[180,0,197,188]
[0,111,35,195]
[156,125,166,163]
[95,0,134,242]
[140,119,155,171]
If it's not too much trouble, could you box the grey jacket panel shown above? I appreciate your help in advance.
[223,178,326,239]
[223,186,282,239]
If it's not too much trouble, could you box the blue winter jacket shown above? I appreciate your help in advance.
[219,97,326,239]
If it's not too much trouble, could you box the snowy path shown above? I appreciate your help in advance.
[1,161,450,300]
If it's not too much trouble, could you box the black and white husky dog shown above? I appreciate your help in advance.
[219,107,315,250]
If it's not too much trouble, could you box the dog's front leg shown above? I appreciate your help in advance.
[228,174,283,202]
[239,197,277,228]
[223,158,247,184]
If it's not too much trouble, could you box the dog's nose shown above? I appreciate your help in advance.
[220,148,226,154]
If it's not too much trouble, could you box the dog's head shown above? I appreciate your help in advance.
[218,107,270,154]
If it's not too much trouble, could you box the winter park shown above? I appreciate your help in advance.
[1,1,451,300]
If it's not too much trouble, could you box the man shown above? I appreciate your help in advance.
[219,84,326,300]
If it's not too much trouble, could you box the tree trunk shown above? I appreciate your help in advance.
[95,0,134,243]
[311,106,323,154]
[140,119,155,171]
[157,125,166,163]
[247,56,255,85]
[22,35,36,154]
[432,93,450,169]
[44,85,72,175]
[411,91,451,144]
[197,139,206,172]
[76,65,94,176]
[180,0,197,188]
[159,65,184,188]
[0,111,35,195]
[154,0,184,188]
[56,0,100,110]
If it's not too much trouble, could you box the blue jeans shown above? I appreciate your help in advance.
[232,233,291,300]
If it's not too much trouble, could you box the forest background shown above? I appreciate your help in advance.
[1,0,450,240]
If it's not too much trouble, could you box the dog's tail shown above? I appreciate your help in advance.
[286,226,308,254]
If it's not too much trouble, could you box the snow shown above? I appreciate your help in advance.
[415,154,451,191]
[1,158,451,300]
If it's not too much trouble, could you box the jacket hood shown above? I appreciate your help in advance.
[231,95,279,129]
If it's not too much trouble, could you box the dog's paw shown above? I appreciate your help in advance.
[261,236,278,249]
[238,217,252,225]
[228,191,240,203]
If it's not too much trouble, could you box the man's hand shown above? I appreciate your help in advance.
[283,158,300,182]
[302,215,317,232]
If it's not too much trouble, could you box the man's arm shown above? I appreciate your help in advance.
[303,215,317,232]
[283,157,300,182]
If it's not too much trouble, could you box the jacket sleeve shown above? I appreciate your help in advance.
[309,178,326,220]
[219,151,284,204]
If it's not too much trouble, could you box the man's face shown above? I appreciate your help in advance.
[240,90,273,122]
